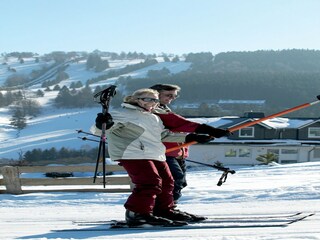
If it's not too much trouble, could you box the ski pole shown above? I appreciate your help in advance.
[166,95,320,153]
[77,129,100,138]
[78,136,99,143]
[93,85,116,188]
[185,159,235,186]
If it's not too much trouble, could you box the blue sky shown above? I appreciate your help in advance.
[1,0,320,55]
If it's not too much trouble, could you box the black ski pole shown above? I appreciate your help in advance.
[92,85,116,188]
[78,136,99,143]
[185,159,235,186]
[76,129,100,138]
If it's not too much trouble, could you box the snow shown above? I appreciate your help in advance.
[0,57,51,86]
[0,105,99,158]
[0,57,194,161]
[0,162,319,239]
[260,117,315,129]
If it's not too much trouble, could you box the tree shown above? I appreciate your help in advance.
[0,92,4,107]
[256,152,278,165]
[95,59,109,72]
[19,99,41,117]
[163,56,170,62]
[75,84,94,107]
[70,81,83,89]
[4,74,28,87]
[86,53,109,72]
[36,89,44,97]
[24,149,43,162]
[55,86,72,107]
[55,71,69,82]
[147,67,170,79]
[10,108,27,130]
[53,85,61,91]
[172,56,180,62]
[86,53,101,70]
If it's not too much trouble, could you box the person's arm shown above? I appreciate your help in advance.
[157,112,200,132]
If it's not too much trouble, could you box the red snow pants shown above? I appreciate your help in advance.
[118,159,175,214]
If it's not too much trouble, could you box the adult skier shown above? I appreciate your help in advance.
[150,84,230,220]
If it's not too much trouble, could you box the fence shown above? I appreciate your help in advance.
[0,165,132,194]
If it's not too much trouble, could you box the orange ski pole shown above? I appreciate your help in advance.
[166,95,320,153]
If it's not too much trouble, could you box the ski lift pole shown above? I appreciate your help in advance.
[185,159,235,186]
[166,95,320,153]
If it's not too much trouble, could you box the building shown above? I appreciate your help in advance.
[186,116,320,166]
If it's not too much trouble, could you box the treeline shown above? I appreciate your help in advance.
[212,49,320,72]
[121,50,320,117]
[23,147,100,164]
[0,90,25,107]
[54,84,97,108]
[124,71,320,106]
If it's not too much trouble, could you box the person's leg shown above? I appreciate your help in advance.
[119,159,174,214]
[159,159,207,222]
[152,160,175,212]
[119,160,183,226]
[152,161,193,222]
[166,156,187,201]
[177,158,187,188]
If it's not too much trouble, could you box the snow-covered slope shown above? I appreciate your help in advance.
[0,162,319,239]
[0,56,191,160]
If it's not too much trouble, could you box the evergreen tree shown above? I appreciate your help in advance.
[10,108,27,130]
[55,86,72,107]
[256,152,278,165]
[24,149,43,162]
[75,84,94,107]
[53,85,61,91]
[0,92,4,107]
[95,59,109,72]
[36,89,44,97]
[19,99,41,117]
[163,56,170,62]
[86,54,100,70]
[172,56,180,62]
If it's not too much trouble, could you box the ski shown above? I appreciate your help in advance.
[56,213,314,232]
[75,216,299,226]
[73,211,303,225]
[55,222,289,232]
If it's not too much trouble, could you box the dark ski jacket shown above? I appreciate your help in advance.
[154,105,200,159]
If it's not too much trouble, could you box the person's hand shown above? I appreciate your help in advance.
[196,124,231,138]
[95,113,114,130]
[185,134,213,143]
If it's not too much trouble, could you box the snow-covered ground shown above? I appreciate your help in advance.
[0,162,319,240]
[0,56,191,161]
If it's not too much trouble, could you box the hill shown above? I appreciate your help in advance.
[1,49,320,161]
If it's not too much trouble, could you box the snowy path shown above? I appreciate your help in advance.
[1,162,320,240]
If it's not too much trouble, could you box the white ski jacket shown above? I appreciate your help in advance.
[92,103,188,162]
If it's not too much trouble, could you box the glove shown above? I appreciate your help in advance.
[195,124,231,138]
[185,133,213,143]
[95,113,114,130]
